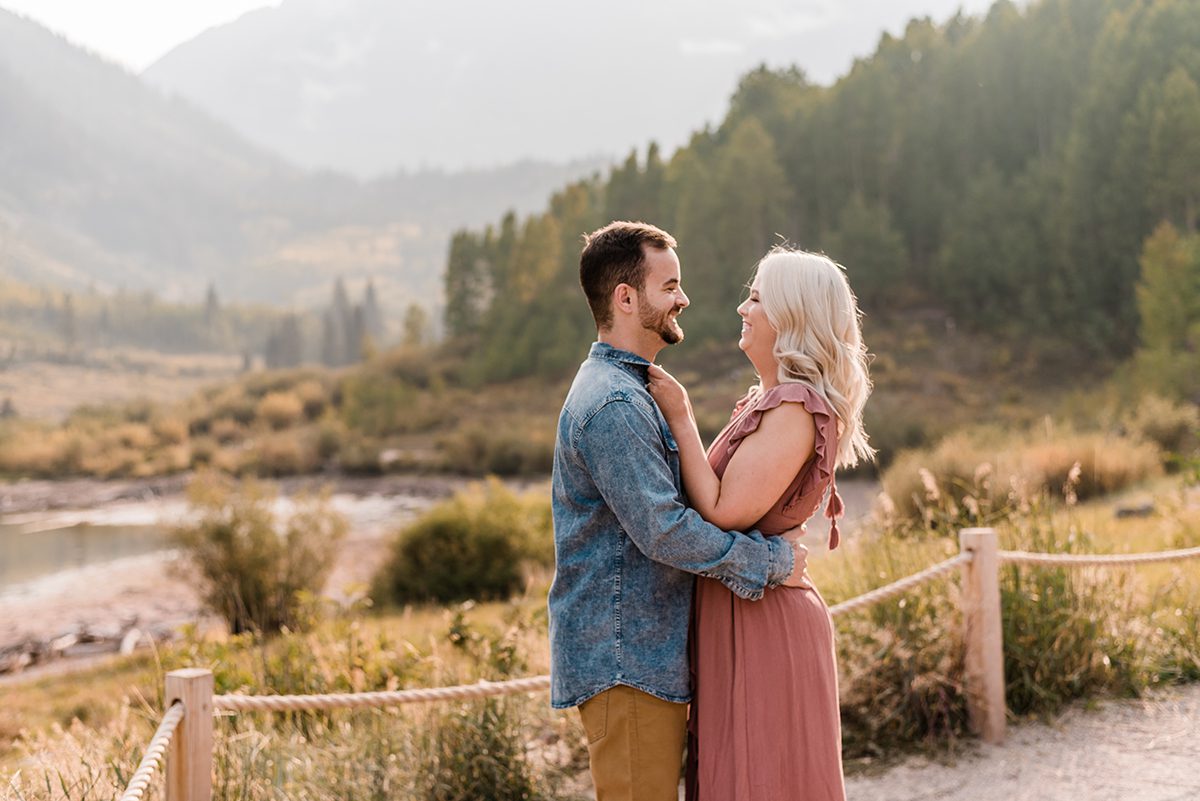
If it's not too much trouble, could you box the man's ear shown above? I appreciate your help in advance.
[612,283,637,317]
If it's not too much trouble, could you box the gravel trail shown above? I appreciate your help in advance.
[845,683,1200,801]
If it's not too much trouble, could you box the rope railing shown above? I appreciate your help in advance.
[123,528,1200,801]
[828,552,972,617]
[213,674,552,713]
[117,701,184,801]
[1000,544,1200,567]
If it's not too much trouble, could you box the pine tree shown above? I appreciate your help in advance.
[60,292,77,353]
[403,303,428,347]
[363,278,385,341]
[1148,67,1200,231]
[204,282,220,327]
[1134,222,1200,398]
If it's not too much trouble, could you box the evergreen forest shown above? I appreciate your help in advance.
[444,0,1200,389]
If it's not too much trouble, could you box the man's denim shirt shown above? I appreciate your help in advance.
[548,342,794,709]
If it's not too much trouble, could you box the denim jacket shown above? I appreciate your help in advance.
[548,342,794,709]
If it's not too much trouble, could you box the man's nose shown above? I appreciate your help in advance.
[677,289,690,308]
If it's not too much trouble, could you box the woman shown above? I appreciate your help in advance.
[647,247,873,801]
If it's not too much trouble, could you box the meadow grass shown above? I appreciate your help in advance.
[3,472,1198,797]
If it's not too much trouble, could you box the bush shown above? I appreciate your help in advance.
[248,431,320,476]
[0,426,82,477]
[294,379,329,420]
[1123,394,1200,464]
[172,473,347,635]
[210,417,245,444]
[256,391,304,430]
[415,700,550,801]
[438,424,555,477]
[372,479,552,606]
[998,513,1144,714]
[212,387,258,426]
[152,416,189,445]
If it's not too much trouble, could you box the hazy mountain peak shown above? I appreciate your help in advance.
[144,0,995,177]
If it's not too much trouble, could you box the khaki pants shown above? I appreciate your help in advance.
[578,685,688,801]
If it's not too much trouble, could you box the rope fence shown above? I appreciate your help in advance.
[828,552,972,617]
[213,675,553,713]
[116,702,183,801]
[999,544,1200,566]
[117,526,1200,801]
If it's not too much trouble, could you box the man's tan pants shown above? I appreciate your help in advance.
[578,685,688,801]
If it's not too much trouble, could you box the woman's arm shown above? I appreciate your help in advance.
[647,366,816,531]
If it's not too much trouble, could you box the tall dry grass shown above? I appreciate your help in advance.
[881,423,1162,527]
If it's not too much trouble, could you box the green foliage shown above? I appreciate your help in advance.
[999,514,1143,714]
[372,479,552,606]
[8,603,573,801]
[172,474,348,635]
[446,0,1200,379]
[415,700,550,801]
[834,471,1200,761]
[1122,393,1200,463]
[438,423,555,477]
[835,539,969,759]
[1134,223,1200,398]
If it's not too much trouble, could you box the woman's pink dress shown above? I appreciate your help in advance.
[686,382,846,801]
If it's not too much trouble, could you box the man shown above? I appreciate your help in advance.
[548,221,810,801]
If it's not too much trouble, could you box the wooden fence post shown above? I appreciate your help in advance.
[959,527,1006,744]
[165,668,213,801]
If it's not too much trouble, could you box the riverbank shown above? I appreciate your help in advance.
[0,473,472,676]
[0,471,880,681]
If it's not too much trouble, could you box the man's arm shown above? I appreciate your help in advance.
[577,398,794,600]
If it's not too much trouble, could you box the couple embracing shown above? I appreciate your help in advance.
[548,221,874,801]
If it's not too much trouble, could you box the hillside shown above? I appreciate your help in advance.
[443,0,1200,384]
[0,9,601,309]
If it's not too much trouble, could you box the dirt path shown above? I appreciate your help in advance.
[845,683,1200,801]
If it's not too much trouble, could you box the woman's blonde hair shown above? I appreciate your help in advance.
[751,247,875,468]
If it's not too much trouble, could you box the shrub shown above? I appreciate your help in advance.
[438,424,555,477]
[248,431,320,476]
[152,416,189,445]
[0,426,81,477]
[998,513,1144,714]
[372,479,552,606]
[109,422,155,450]
[829,534,969,759]
[415,700,550,801]
[336,431,384,475]
[212,387,258,426]
[256,391,304,430]
[294,379,329,420]
[1123,394,1200,463]
[190,436,218,468]
[210,417,245,444]
[172,473,347,635]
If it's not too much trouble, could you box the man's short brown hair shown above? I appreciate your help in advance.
[579,221,677,329]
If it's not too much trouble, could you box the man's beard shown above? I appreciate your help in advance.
[641,304,685,345]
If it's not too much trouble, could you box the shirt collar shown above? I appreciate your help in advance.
[588,341,652,369]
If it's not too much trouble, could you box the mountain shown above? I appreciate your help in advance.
[142,0,996,177]
[0,8,600,310]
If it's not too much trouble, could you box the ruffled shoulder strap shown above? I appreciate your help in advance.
[726,382,844,549]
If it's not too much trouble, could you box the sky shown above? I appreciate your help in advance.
[0,0,279,71]
[2,0,1003,78]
